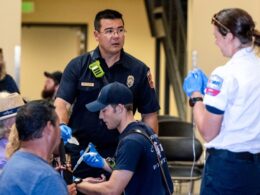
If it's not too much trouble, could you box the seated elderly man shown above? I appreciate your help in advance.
[0,92,24,170]
[0,100,70,194]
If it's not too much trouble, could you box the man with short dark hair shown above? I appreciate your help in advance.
[0,100,69,194]
[76,82,173,195]
[54,9,160,179]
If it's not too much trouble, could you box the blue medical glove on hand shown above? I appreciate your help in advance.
[183,68,208,97]
[197,69,208,95]
[81,143,105,168]
[59,124,72,144]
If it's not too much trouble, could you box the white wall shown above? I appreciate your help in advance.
[21,26,80,100]
[0,0,21,86]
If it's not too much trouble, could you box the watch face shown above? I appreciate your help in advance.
[73,178,82,184]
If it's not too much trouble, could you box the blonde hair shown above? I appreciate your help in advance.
[5,125,20,159]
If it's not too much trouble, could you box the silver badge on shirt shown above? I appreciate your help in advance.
[127,75,134,88]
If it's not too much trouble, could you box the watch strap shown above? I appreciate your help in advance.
[189,97,203,107]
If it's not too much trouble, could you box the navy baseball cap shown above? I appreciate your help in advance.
[44,71,62,84]
[86,82,133,112]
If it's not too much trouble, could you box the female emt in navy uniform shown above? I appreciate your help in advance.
[183,8,260,194]
[54,9,160,179]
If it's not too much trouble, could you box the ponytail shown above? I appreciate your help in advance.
[253,29,260,47]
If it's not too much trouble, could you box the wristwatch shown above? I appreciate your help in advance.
[189,97,203,107]
[73,177,83,185]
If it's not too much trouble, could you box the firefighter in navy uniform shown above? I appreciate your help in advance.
[54,9,159,179]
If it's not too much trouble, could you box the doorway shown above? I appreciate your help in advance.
[21,23,87,100]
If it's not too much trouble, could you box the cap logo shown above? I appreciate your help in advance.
[127,75,134,88]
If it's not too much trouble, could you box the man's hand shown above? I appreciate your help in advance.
[60,124,72,144]
[67,183,77,195]
[81,143,105,168]
[83,174,106,183]
[183,68,208,97]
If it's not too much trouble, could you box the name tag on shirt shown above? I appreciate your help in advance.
[81,82,94,87]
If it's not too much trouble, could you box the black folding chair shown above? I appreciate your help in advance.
[158,119,204,194]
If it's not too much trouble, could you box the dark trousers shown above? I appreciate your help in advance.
[200,148,260,195]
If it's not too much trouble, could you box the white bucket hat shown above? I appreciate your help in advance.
[0,92,24,121]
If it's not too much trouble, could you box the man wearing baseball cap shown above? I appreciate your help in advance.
[76,82,173,195]
[42,71,62,101]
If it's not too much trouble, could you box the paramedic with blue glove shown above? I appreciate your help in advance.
[183,8,260,194]
[60,124,72,144]
[81,143,106,169]
[76,82,173,195]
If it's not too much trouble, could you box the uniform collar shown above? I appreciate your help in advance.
[91,47,130,69]
[119,121,139,138]
[232,46,254,59]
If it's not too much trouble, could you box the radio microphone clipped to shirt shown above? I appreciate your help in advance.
[89,60,108,84]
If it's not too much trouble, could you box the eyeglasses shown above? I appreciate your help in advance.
[99,27,127,37]
[211,16,230,33]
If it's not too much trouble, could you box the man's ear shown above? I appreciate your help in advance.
[43,121,53,135]
[116,104,124,113]
[94,30,99,41]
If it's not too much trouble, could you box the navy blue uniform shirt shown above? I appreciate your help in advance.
[57,47,159,166]
[115,121,173,195]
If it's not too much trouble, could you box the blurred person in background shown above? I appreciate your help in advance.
[0,48,20,93]
[42,71,62,101]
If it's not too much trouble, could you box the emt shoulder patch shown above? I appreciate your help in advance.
[147,70,155,88]
[206,74,223,96]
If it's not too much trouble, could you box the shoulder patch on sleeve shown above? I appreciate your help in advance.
[206,74,223,96]
[147,71,155,88]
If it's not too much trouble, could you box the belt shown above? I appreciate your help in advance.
[207,148,260,162]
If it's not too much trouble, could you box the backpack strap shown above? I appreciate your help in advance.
[123,129,172,195]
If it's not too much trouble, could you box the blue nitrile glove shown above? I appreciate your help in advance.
[196,69,208,95]
[81,143,105,168]
[59,124,72,144]
[183,68,208,97]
